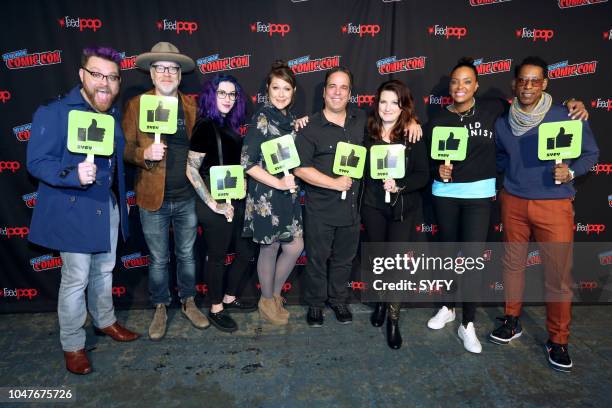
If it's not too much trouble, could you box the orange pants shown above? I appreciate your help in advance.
[500,190,574,344]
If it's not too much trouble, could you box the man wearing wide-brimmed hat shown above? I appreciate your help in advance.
[123,42,210,340]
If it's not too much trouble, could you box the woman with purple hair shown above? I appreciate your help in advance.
[186,74,257,333]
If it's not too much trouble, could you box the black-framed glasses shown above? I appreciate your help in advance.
[516,77,544,88]
[216,90,237,101]
[151,64,180,75]
[82,66,120,83]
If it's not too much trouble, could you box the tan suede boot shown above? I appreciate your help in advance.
[258,297,288,325]
[181,297,210,329]
[149,304,167,341]
[273,294,290,320]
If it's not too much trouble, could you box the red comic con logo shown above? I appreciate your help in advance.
[349,94,376,107]
[591,98,612,111]
[558,0,608,8]
[1,288,39,300]
[526,250,541,267]
[0,90,11,103]
[591,163,612,175]
[574,222,606,234]
[0,161,21,173]
[2,49,62,69]
[126,191,137,207]
[416,223,438,235]
[196,283,209,294]
[424,95,453,107]
[22,192,38,209]
[58,16,103,32]
[121,252,149,269]
[516,28,554,42]
[548,60,598,79]
[224,253,236,266]
[13,123,31,141]
[288,55,341,75]
[377,56,426,75]
[296,250,307,265]
[470,0,512,5]
[341,23,381,37]
[349,281,368,291]
[474,58,512,75]
[0,226,29,238]
[156,19,198,34]
[197,54,250,74]
[30,254,62,271]
[120,54,137,70]
[427,25,468,39]
[251,22,291,37]
[112,286,126,297]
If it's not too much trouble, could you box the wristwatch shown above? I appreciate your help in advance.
[567,168,575,182]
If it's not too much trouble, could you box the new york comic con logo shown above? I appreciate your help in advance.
[30,254,62,271]
[341,23,381,37]
[57,16,102,31]
[119,52,137,70]
[156,19,198,34]
[473,57,512,75]
[13,123,31,142]
[197,54,250,74]
[250,22,291,36]
[591,98,612,111]
[2,49,62,70]
[548,60,597,79]
[376,56,426,75]
[121,252,149,269]
[427,25,467,39]
[126,191,137,207]
[558,0,608,8]
[22,192,38,208]
[516,27,554,42]
[288,55,341,75]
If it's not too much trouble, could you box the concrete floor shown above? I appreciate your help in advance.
[0,304,610,407]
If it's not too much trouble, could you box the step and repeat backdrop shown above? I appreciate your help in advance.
[1,0,610,312]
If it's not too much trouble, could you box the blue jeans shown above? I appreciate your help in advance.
[58,199,118,352]
[139,197,197,305]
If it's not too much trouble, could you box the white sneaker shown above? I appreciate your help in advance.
[458,322,482,354]
[427,306,455,330]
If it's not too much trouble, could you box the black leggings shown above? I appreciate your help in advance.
[196,199,255,305]
[433,195,491,325]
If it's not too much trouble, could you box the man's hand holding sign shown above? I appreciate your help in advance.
[139,95,178,161]
[538,120,582,185]
[333,142,367,200]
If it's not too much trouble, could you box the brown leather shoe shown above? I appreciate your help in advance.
[64,349,92,375]
[94,322,140,342]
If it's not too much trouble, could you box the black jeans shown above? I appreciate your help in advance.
[196,199,255,305]
[433,195,491,324]
[361,204,422,243]
[303,211,360,308]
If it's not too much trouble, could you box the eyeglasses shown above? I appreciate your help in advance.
[216,90,237,101]
[82,67,120,83]
[516,77,545,87]
[151,64,180,75]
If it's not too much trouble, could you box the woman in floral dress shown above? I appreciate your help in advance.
[241,61,304,325]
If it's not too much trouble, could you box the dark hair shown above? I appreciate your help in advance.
[81,46,122,68]
[514,56,549,79]
[451,57,478,79]
[265,60,297,105]
[324,66,353,90]
[367,80,417,143]
[197,74,246,134]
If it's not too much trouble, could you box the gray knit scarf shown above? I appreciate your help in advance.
[509,92,552,136]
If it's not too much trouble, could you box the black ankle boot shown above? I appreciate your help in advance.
[386,303,402,349]
[370,302,386,327]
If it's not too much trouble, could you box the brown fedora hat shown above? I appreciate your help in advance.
[135,42,195,73]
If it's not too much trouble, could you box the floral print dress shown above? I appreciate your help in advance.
[241,103,303,244]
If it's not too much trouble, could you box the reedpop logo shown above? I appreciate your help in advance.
[250,22,291,36]
[416,223,438,235]
[0,161,21,173]
[2,49,62,70]
[341,23,381,37]
[251,93,269,104]
[591,98,612,111]
[156,19,198,34]
[574,222,606,234]
[349,94,376,107]
[427,25,467,39]
[590,163,612,175]
[424,95,452,107]
[0,226,29,238]
[58,16,102,32]
[0,288,39,300]
[515,27,554,41]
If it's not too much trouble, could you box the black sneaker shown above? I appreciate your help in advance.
[544,340,573,372]
[223,298,257,313]
[329,303,352,324]
[489,315,522,345]
[306,307,324,327]
[208,310,238,333]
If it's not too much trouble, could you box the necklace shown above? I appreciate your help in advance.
[448,98,476,122]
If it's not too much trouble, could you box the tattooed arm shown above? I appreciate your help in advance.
[186,150,233,218]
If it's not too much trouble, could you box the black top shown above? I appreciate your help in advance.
[363,136,430,218]
[424,97,507,183]
[189,118,243,186]
[295,108,366,226]
[164,102,195,200]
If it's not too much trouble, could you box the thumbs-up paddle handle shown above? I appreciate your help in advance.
[555,158,562,185]
[341,191,347,200]
[284,169,295,193]
[155,133,161,144]
[385,190,391,203]
[443,159,451,183]
[86,154,94,163]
